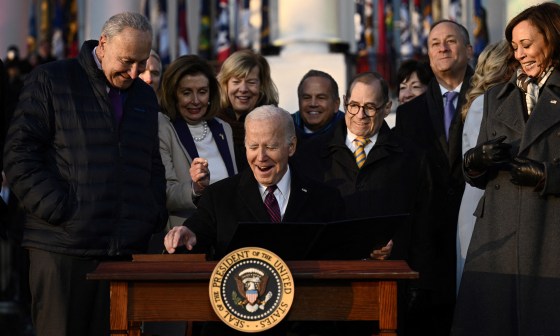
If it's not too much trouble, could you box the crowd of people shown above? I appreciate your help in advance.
[2,2,560,335]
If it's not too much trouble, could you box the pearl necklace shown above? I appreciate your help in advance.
[191,121,209,142]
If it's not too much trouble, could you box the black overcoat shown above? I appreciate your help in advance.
[452,70,560,335]
[394,67,474,304]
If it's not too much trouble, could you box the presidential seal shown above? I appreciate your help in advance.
[209,247,295,333]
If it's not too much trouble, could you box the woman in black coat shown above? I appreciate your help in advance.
[453,3,560,335]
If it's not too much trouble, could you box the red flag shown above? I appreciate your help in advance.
[376,0,390,79]
[177,0,189,56]
[216,0,231,63]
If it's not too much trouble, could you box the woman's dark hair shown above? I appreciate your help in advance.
[396,59,433,94]
[505,2,560,67]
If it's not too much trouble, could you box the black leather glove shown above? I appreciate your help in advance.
[509,157,545,188]
[464,135,512,173]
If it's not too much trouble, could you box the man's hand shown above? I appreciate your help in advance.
[164,226,197,254]
[371,240,393,260]
[509,157,545,188]
[464,136,512,173]
[190,158,210,195]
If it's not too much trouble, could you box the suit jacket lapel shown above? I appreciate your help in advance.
[520,71,560,153]
[492,81,525,136]
[427,81,449,155]
[427,66,474,164]
[283,170,311,222]
[324,120,358,172]
[362,123,401,169]
[207,119,236,177]
[237,170,271,222]
[172,118,200,159]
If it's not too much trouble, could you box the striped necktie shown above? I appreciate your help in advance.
[264,185,281,223]
[353,136,370,169]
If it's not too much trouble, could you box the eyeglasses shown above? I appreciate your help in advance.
[345,101,387,117]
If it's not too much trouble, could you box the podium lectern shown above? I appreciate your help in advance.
[87,254,417,336]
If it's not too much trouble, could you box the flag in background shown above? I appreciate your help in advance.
[216,0,231,63]
[157,0,170,66]
[198,0,212,60]
[449,0,461,22]
[383,0,397,85]
[376,0,389,79]
[411,0,422,56]
[473,0,489,62]
[28,0,38,55]
[354,0,369,73]
[420,0,432,55]
[52,0,65,60]
[177,0,189,56]
[260,0,270,51]
[40,0,51,43]
[65,0,78,58]
[399,0,413,58]
[236,0,251,50]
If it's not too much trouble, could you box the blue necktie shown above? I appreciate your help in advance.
[108,87,123,124]
[444,91,458,140]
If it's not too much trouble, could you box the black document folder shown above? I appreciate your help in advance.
[226,214,408,261]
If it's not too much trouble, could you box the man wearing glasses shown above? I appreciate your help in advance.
[293,71,434,334]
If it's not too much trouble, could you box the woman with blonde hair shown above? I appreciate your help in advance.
[456,40,515,294]
[217,49,279,171]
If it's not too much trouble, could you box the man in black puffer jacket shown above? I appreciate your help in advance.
[3,12,167,336]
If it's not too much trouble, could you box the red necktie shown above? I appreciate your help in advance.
[264,185,281,223]
[108,87,123,124]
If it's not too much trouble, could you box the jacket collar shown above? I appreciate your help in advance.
[236,166,311,222]
[520,69,560,152]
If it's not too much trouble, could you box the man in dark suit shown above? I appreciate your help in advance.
[164,104,344,259]
[292,71,433,335]
[394,19,474,336]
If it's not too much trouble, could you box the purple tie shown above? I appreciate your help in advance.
[444,91,458,140]
[264,185,281,223]
[108,87,123,124]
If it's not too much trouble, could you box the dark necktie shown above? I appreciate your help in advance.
[108,87,123,124]
[443,91,458,140]
[264,185,281,223]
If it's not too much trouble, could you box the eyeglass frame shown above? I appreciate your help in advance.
[344,100,388,117]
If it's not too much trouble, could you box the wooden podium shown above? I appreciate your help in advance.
[87,255,417,336]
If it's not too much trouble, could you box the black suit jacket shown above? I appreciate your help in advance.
[394,67,474,304]
[185,167,344,260]
[1,190,23,242]
[292,120,434,288]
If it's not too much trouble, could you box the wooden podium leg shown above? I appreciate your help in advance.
[110,281,130,335]
[129,321,142,336]
[378,281,397,336]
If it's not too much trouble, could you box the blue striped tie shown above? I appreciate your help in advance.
[353,136,370,169]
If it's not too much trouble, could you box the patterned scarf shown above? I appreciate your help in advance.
[516,66,554,115]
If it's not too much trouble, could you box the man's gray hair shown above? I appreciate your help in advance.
[245,105,296,144]
[101,12,152,39]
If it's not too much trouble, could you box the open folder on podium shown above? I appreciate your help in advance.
[226,214,409,261]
